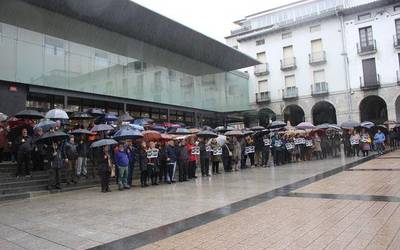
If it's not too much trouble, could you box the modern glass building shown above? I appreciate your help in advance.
[0,0,258,126]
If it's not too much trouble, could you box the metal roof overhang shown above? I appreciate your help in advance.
[18,0,259,73]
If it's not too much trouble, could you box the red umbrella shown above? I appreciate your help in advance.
[160,133,173,141]
[143,130,162,142]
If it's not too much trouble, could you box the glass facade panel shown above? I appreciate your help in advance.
[0,21,249,112]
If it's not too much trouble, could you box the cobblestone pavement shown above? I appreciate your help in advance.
[139,151,400,250]
[0,152,387,250]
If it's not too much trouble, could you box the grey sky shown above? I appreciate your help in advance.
[133,0,299,43]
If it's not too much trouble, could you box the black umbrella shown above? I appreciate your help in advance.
[268,121,286,129]
[69,129,93,136]
[91,124,114,132]
[113,128,143,141]
[250,126,265,131]
[242,130,255,136]
[215,126,234,133]
[87,108,105,117]
[341,120,360,129]
[15,110,44,119]
[36,131,68,144]
[197,130,218,139]
[70,112,93,120]
[90,139,118,148]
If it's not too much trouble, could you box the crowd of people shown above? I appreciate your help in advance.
[0,115,399,193]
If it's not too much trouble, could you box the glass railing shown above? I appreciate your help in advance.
[311,82,329,95]
[282,86,298,99]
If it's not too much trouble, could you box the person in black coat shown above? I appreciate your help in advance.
[15,128,33,177]
[97,145,112,193]
[177,140,189,182]
[199,138,210,176]
[138,141,149,187]
[47,141,63,190]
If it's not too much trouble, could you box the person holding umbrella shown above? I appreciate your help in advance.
[47,141,63,190]
[114,142,131,190]
[177,139,189,181]
[15,128,33,178]
[138,141,149,187]
[165,140,178,183]
[76,135,89,179]
[198,137,210,177]
[0,122,7,163]
[147,141,160,186]
[374,129,386,155]
[63,135,79,185]
[210,138,221,174]
[232,136,242,171]
[98,144,113,193]
[186,137,198,179]
[125,139,137,187]
[360,128,371,156]
[32,127,46,171]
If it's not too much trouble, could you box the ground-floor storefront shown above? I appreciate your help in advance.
[0,81,245,128]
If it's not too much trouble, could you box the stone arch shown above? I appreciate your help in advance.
[359,95,388,124]
[258,108,276,127]
[283,104,305,126]
[312,101,337,125]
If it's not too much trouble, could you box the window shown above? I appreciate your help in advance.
[45,36,65,56]
[285,75,295,87]
[283,46,293,58]
[154,71,162,83]
[309,24,321,33]
[122,79,128,95]
[95,50,108,68]
[396,19,400,40]
[359,26,373,48]
[358,13,371,21]
[258,80,268,92]
[313,70,325,83]
[395,5,400,11]
[282,32,292,39]
[362,58,377,86]
[256,52,266,62]
[168,70,177,81]
[311,39,323,53]
[256,39,265,46]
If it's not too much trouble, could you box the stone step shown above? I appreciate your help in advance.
[0,193,30,202]
[0,185,48,195]
[0,179,50,189]
[0,172,49,182]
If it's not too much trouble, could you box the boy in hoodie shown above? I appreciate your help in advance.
[114,142,130,190]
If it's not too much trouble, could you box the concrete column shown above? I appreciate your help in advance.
[167,109,170,123]
[64,96,68,109]
[123,103,127,113]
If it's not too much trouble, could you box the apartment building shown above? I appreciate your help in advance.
[226,0,400,126]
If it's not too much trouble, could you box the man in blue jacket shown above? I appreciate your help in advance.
[114,142,130,190]
[374,129,386,155]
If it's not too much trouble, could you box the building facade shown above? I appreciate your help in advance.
[226,0,400,127]
[0,0,258,127]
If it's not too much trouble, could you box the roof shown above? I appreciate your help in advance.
[20,0,259,72]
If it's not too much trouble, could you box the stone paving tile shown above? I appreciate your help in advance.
[0,155,364,249]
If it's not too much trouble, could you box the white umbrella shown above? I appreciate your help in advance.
[45,109,69,120]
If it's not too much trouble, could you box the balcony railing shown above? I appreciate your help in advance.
[311,82,329,96]
[357,40,377,55]
[230,25,251,35]
[394,35,400,49]
[282,86,298,100]
[256,91,271,103]
[254,63,269,76]
[309,51,326,65]
[280,57,297,71]
[360,74,380,90]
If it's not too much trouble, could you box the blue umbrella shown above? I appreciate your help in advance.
[133,118,154,126]
[128,124,144,131]
[91,124,114,132]
[34,120,56,132]
[113,127,143,141]
[152,125,167,133]
[102,113,118,122]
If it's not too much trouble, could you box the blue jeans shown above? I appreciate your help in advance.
[118,166,129,188]
[376,143,384,154]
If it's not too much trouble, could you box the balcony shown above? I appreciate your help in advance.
[357,40,377,55]
[280,57,297,71]
[394,35,400,49]
[282,86,298,100]
[309,51,326,65]
[254,63,269,76]
[256,91,271,104]
[311,82,329,96]
[360,74,380,90]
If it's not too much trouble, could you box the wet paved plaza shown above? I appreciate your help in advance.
[0,151,398,249]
